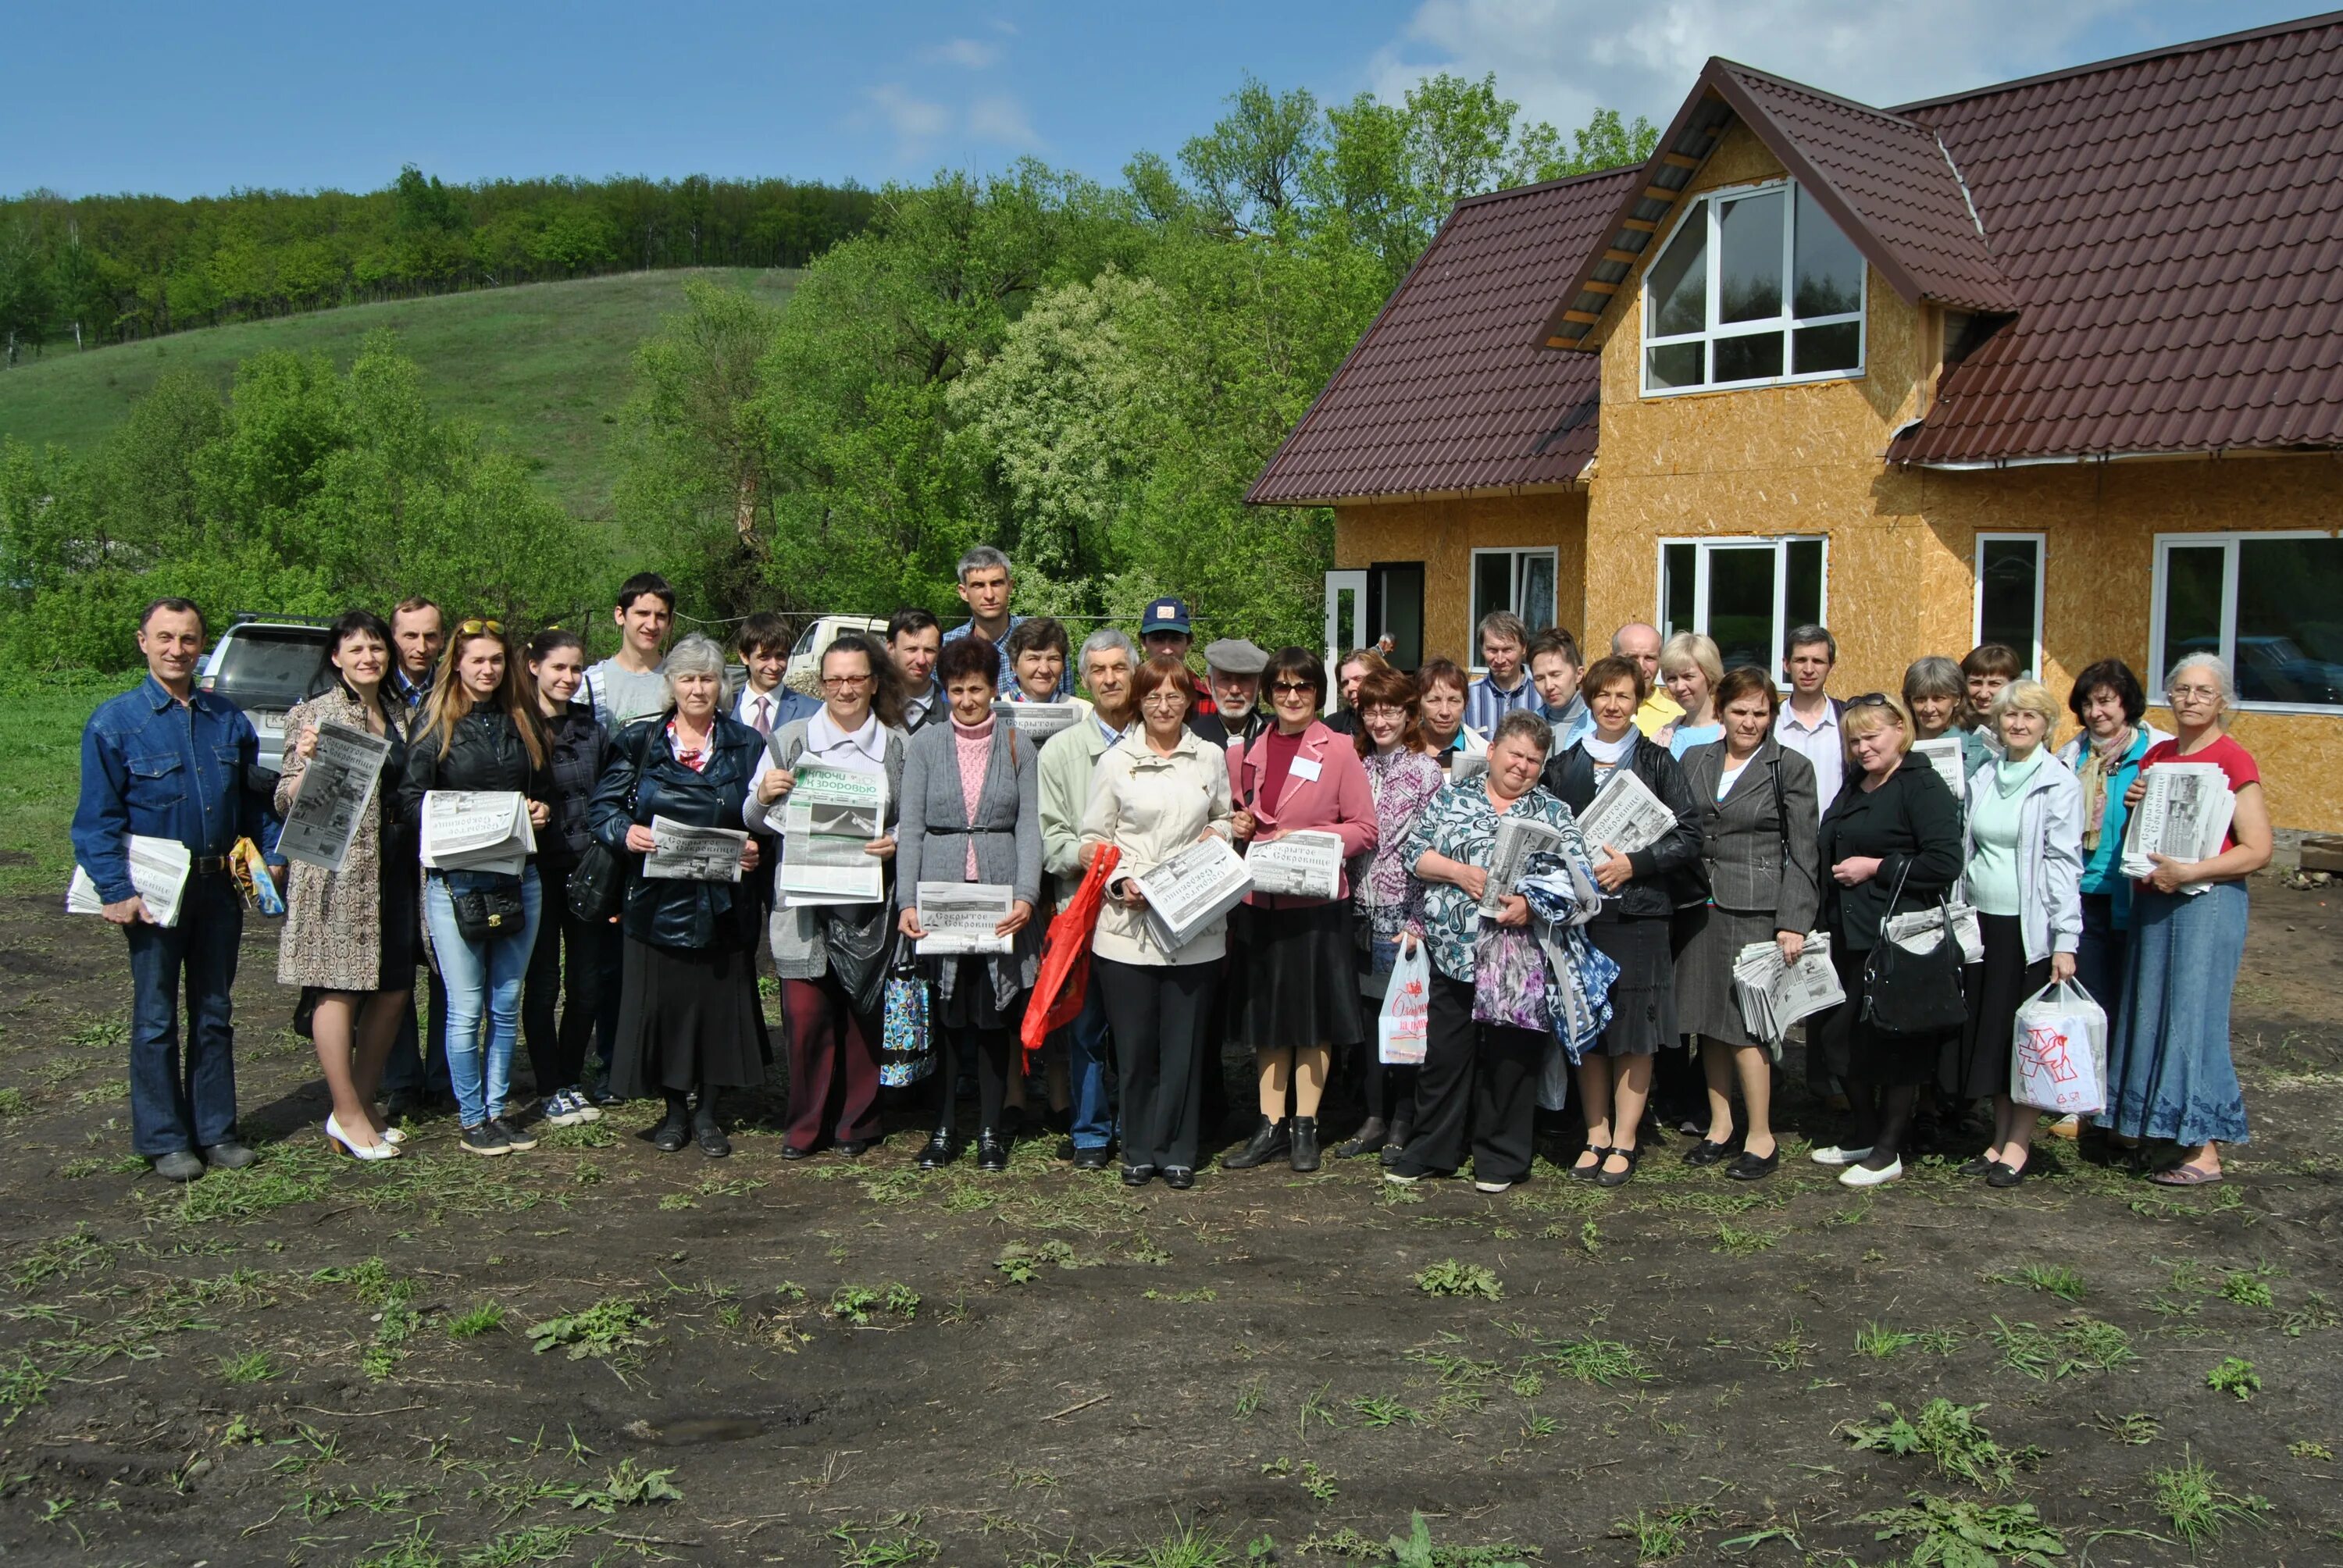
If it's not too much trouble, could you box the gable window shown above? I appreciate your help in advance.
[1642,181,1866,396]
[2151,533,2343,711]
[1658,536,1827,675]
[1974,533,2045,678]
[1471,548,1556,663]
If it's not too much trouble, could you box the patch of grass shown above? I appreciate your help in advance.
[829,1510,942,1566]
[1348,1395,1424,1427]
[2220,1272,2274,1308]
[526,1297,651,1360]
[1986,1316,2138,1381]
[1845,1399,2024,1491]
[0,1353,57,1425]
[1382,1510,1532,1567]
[1765,1320,1817,1371]
[1610,1502,1718,1560]
[1413,1259,1503,1299]
[2092,1410,2162,1445]
[2205,1356,2260,1401]
[2151,1452,2272,1546]
[2281,1291,2339,1337]
[2288,1438,2334,1461]
[170,1158,333,1222]
[829,1283,919,1326]
[447,1303,505,1339]
[1994,1263,2088,1303]
[10,1225,110,1292]
[215,1350,275,1384]
[1856,1322,1920,1359]
[568,1458,682,1513]
[1712,1220,1778,1255]
[1528,1335,1654,1387]
[1859,1496,2063,1566]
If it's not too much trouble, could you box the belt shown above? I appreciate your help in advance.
[193,855,232,874]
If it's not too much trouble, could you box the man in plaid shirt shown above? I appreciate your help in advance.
[1463,611,1537,736]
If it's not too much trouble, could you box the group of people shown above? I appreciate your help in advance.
[73,547,2272,1195]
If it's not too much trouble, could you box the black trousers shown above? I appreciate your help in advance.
[1391,971,1545,1181]
[521,870,614,1096]
[1097,955,1219,1172]
[936,1026,1013,1136]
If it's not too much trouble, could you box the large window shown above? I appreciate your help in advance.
[1658,536,1827,675]
[1974,533,2044,678]
[1471,548,1556,656]
[1642,181,1867,396]
[2151,533,2343,711]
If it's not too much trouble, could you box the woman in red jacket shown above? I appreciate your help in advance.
[1222,648,1380,1174]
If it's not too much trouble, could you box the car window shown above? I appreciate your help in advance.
[212,629,327,697]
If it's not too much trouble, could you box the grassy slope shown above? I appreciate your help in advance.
[0,678,123,897]
[0,268,797,519]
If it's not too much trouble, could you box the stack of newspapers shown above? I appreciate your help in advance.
[419,791,535,878]
[2118,763,2235,895]
[1731,932,1842,1043]
[67,835,192,927]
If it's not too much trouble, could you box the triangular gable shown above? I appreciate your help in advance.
[1538,58,2015,351]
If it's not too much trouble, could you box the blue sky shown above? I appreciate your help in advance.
[3,1,2314,199]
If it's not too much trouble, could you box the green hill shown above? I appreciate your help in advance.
[0,268,798,519]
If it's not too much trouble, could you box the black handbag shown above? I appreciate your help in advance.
[444,869,528,943]
[1860,861,1967,1035]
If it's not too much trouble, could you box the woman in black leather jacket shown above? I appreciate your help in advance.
[1540,655,1703,1188]
[587,633,765,1156]
[401,621,551,1156]
[519,629,615,1128]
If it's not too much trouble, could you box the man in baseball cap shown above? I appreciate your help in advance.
[1139,597,1193,656]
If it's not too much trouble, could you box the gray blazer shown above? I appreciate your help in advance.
[1679,737,1822,932]
[761,716,908,982]
[896,720,1043,1010]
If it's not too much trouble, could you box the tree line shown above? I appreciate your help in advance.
[0,169,877,358]
[0,73,1653,671]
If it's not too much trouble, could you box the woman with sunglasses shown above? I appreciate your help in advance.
[1221,649,1378,1174]
[401,618,552,1156]
[2099,654,2271,1186]
[1810,691,1965,1187]
[276,608,413,1160]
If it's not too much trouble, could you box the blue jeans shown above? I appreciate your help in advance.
[124,872,243,1156]
[423,869,542,1128]
[1068,980,1117,1150]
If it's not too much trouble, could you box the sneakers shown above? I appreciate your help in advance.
[492,1117,538,1152]
[1809,1144,1874,1166]
[460,1121,512,1156]
[540,1089,602,1128]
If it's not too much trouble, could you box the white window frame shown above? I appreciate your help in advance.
[1467,547,1557,670]
[1654,534,1830,685]
[1640,178,1867,398]
[2149,529,2343,715]
[1973,532,2045,679]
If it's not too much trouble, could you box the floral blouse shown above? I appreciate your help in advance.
[1351,748,1445,946]
[1403,778,1586,984]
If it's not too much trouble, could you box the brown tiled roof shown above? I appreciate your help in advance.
[1244,167,1634,506]
[1888,13,2343,462]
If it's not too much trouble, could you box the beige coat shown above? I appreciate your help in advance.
[274,689,408,992]
[1079,727,1235,967]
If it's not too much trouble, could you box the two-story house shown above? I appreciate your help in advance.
[1249,13,2343,831]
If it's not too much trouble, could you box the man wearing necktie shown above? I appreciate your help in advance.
[733,615,818,918]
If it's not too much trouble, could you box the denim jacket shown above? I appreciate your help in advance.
[72,677,262,902]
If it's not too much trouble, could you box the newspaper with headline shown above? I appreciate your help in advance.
[1137,835,1253,950]
[991,700,1082,743]
[644,814,747,882]
[1574,766,1678,858]
[1884,900,1985,965]
[278,720,394,873]
[915,882,1016,954]
[1731,932,1844,1042]
[2118,762,2234,894]
[68,835,192,928]
[419,791,534,878]
[779,764,887,903]
[1246,830,1346,900]
[1478,817,1575,918]
[1912,736,1967,802]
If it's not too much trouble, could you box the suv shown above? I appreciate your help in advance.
[198,615,336,776]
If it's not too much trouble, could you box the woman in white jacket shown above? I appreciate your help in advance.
[1951,680,2082,1188]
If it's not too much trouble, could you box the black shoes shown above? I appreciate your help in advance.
[650,1114,689,1153]
[837,1138,872,1158]
[1072,1146,1112,1172]
[696,1119,731,1158]
[1681,1138,1734,1167]
[1959,1154,1996,1177]
[780,1142,815,1160]
[1986,1159,2028,1188]
[151,1149,205,1182]
[1122,1164,1157,1187]
[1596,1146,1642,1188]
[1332,1117,1388,1159]
[976,1130,1010,1172]
[1162,1167,1195,1191]
[201,1139,259,1171]
[1222,1116,1290,1170]
[1569,1145,1610,1182]
[1725,1149,1779,1181]
[918,1131,958,1169]
[1289,1117,1321,1173]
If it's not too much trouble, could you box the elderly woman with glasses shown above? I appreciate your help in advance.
[2099,654,2271,1186]
[1221,648,1379,1174]
[590,633,768,1157]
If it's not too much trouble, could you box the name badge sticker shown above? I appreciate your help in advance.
[1289,757,1322,782]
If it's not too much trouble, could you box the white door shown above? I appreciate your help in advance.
[1324,570,1367,714]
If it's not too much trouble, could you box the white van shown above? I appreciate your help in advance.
[782,615,890,698]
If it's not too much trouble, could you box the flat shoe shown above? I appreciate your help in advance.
[1724,1149,1778,1181]
[1596,1147,1641,1188]
[1838,1156,1903,1188]
[1958,1155,1995,1177]
[1121,1164,1156,1187]
[1681,1139,1734,1167]
[1985,1159,2026,1188]
[1161,1167,1195,1191]
[2150,1163,2223,1186]
[1809,1144,1874,1167]
[1568,1145,1610,1183]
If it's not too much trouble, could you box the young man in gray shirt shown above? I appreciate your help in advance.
[584,573,676,731]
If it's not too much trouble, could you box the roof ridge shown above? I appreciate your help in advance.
[1709,58,1919,127]
[1452,162,1642,212]
[1889,8,2343,113]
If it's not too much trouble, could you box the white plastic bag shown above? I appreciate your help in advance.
[1378,936,1432,1065]
[2010,978,2109,1115]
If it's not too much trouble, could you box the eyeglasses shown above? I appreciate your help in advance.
[1270,680,1316,696]
[1139,692,1187,709]
[2168,684,2222,700]
[1361,703,1409,721]
[456,619,504,636]
[820,675,874,690]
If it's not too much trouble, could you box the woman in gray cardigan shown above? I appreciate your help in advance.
[896,636,1043,1171]
[1673,668,1822,1181]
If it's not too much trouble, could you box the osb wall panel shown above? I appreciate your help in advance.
[1336,491,1589,663]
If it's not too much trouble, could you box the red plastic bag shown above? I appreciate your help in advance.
[1021,846,1120,1057]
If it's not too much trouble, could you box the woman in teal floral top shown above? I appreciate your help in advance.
[1386,711,1587,1192]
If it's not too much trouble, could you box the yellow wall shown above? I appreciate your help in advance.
[1323,119,2343,828]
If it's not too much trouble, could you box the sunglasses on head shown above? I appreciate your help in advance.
[456,618,505,636]
[1846,692,1893,709]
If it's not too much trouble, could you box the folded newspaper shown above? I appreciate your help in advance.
[1246,829,1345,900]
[278,719,393,872]
[1912,736,1967,802]
[779,764,887,904]
[1479,816,1575,918]
[2118,762,2234,893]
[1731,932,1842,1042]
[915,881,1016,954]
[1884,900,1984,965]
[419,791,535,878]
[643,815,747,882]
[1574,766,1678,858]
[990,700,1082,743]
[67,834,191,928]
[1137,835,1252,950]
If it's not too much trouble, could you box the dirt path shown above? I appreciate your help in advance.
[1,877,2338,1565]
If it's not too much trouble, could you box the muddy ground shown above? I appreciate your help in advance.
[0,872,2339,1566]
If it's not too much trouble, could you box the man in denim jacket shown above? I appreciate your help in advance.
[71,599,264,1181]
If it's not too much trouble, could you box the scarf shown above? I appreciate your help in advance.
[2077,725,2133,850]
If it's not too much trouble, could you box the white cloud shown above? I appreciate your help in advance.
[1368,0,2136,135]
[923,37,1002,69]
[968,93,1041,147]
[866,83,954,157]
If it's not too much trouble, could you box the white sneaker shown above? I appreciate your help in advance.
[565,1087,604,1123]
[1838,1156,1903,1188]
[1810,1144,1874,1166]
[1384,1171,1422,1186]
[541,1090,590,1128]
[1473,1178,1514,1194]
